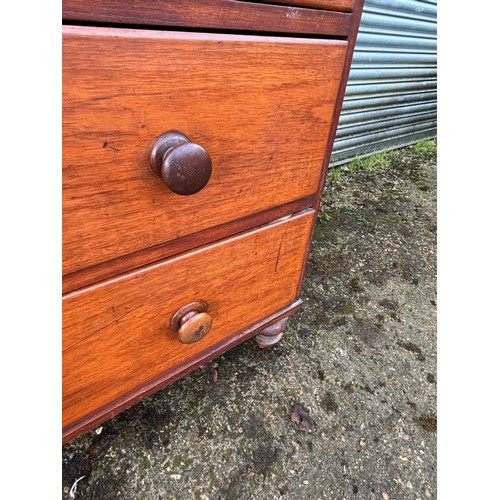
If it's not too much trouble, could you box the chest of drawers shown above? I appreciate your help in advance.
[62,0,364,443]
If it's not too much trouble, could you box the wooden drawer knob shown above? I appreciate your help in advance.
[171,300,213,344]
[150,131,212,195]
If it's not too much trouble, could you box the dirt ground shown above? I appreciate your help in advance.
[62,141,437,500]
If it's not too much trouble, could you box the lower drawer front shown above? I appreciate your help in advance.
[63,210,314,430]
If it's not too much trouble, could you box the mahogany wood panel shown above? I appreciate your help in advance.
[62,196,313,293]
[63,298,303,443]
[252,0,355,12]
[62,0,352,37]
[63,26,347,277]
[63,210,314,432]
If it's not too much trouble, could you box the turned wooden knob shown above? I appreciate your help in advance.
[171,301,213,344]
[150,131,212,195]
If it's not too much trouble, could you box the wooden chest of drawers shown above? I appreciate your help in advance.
[62,0,364,443]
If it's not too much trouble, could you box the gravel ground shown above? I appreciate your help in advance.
[62,141,437,500]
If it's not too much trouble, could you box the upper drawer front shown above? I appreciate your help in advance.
[62,1,354,37]
[254,0,356,12]
[63,210,314,430]
[63,27,347,276]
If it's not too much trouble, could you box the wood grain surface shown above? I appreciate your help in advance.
[62,298,303,443]
[62,0,352,37]
[63,26,347,277]
[251,0,355,12]
[63,210,314,432]
[62,196,313,293]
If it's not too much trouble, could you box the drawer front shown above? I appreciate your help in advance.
[63,26,347,276]
[63,210,314,429]
[255,0,356,12]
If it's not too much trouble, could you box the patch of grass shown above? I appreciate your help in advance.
[347,150,390,173]
[317,211,332,224]
[412,139,437,156]
[327,150,391,183]
[327,139,436,185]
[327,167,343,182]
[356,213,368,224]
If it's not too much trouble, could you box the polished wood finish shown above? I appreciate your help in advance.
[62,0,366,443]
[63,26,347,277]
[62,0,353,37]
[254,316,289,348]
[171,300,213,344]
[150,131,212,196]
[63,210,314,434]
[178,312,213,344]
[62,196,314,294]
[253,0,355,12]
[62,298,303,444]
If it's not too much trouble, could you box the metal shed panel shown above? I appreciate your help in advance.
[331,0,437,164]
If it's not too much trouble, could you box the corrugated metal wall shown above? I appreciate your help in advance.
[331,0,437,165]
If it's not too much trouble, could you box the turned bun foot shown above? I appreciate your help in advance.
[254,317,289,348]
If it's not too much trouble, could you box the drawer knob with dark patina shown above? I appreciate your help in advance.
[171,300,213,344]
[150,131,212,195]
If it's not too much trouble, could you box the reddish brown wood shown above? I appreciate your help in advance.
[61,0,366,444]
[150,131,213,196]
[62,195,314,294]
[178,312,213,343]
[251,0,355,12]
[63,210,314,435]
[62,297,303,444]
[63,26,347,277]
[254,316,289,348]
[171,301,213,343]
[62,0,353,37]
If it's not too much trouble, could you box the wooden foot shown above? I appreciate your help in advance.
[254,317,288,348]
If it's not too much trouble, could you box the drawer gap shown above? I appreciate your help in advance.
[62,20,349,40]
[63,204,315,296]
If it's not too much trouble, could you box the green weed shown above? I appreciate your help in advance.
[356,213,368,224]
[317,212,332,224]
[348,150,390,172]
[326,138,436,184]
[327,167,343,182]
[412,139,437,156]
